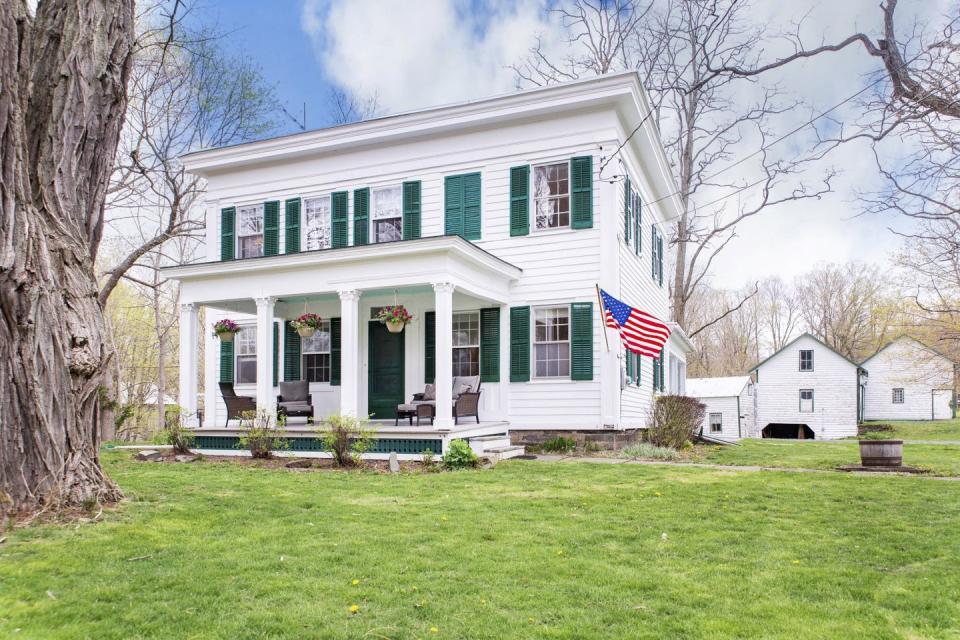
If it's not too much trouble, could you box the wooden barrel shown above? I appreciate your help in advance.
[859,440,903,467]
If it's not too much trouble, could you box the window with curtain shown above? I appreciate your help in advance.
[534,162,570,230]
[303,196,331,251]
[372,185,402,243]
[235,326,257,383]
[709,413,722,433]
[237,205,264,258]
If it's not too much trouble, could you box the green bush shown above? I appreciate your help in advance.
[621,442,679,461]
[158,405,195,455]
[443,439,479,469]
[237,410,288,459]
[648,395,705,450]
[316,413,373,468]
[542,436,577,453]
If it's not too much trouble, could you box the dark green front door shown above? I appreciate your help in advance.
[367,321,405,419]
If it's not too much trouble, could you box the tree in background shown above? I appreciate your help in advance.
[0,0,135,525]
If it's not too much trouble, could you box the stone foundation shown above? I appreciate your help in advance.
[510,429,643,451]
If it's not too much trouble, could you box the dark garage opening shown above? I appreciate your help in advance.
[762,423,815,439]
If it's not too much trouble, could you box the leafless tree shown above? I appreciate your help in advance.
[686,284,759,376]
[0,0,136,525]
[755,276,800,354]
[328,88,380,125]
[512,0,833,335]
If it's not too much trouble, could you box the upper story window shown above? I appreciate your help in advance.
[534,305,570,378]
[303,196,331,251]
[799,389,814,412]
[892,388,905,404]
[534,162,570,230]
[372,186,403,243]
[235,326,257,384]
[237,205,264,259]
[452,311,480,377]
[799,349,814,371]
[302,321,332,383]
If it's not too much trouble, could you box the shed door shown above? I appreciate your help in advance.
[932,390,954,420]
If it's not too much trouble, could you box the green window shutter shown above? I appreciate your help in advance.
[657,234,664,287]
[480,307,500,382]
[570,302,593,381]
[285,198,301,254]
[624,178,631,244]
[330,318,341,386]
[652,353,659,391]
[219,340,234,383]
[445,173,481,240]
[634,193,642,256]
[626,347,634,379]
[220,207,235,261]
[444,175,463,237]
[509,165,530,236]
[634,353,641,387]
[353,188,369,246]
[283,322,301,382]
[463,173,481,240]
[509,306,530,382]
[424,311,435,384]
[402,180,421,240]
[651,225,658,279]
[570,156,593,229]
[272,322,279,387]
[263,200,279,256]
[331,191,349,248]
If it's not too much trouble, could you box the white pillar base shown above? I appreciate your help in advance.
[338,289,361,417]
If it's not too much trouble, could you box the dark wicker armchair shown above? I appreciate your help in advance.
[276,380,313,420]
[219,382,256,427]
[406,376,482,425]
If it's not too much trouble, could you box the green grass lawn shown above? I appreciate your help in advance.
[698,439,960,476]
[2,453,960,639]
[863,418,960,441]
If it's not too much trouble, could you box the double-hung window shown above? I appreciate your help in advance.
[303,196,331,251]
[533,162,570,230]
[237,205,264,258]
[709,413,723,433]
[372,185,403,243]
[452,311,480,376]
[302,321,332,383]
[799,349,814,371]
[534,306,570,378]
[892,388,905,404]
[799,389,814,413]
[235,326,257,384]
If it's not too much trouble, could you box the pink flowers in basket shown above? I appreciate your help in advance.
[378,305,413,332]
[291,313,322,337]
[212,319,241,341]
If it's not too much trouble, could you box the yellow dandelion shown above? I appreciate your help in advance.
[528,617,535,623]
[556,550,564,555]
[480,598,487,604]
[430,627,439,634]
[349,604,360,614]
[654,491,662,497]
[791,560,801,565]
[441,516,448,521]
[352,579,361,585]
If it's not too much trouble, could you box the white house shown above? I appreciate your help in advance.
[861,336,956,421]
[751,333,866,439]
[165,72,692,456]
[686,376,755,441]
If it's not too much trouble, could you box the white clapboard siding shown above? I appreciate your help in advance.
[861,337,956,421]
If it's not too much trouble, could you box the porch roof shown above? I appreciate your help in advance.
[164,235,522,306]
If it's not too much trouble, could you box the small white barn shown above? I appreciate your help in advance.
[686,376,754,441]
[861,337,956,421]
[752,333,866,440]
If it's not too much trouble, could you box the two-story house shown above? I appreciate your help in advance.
[165,72,692,456]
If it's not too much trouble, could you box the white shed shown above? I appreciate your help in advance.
[751,333,866,440]
[686,376,754,441]
[861,337,956,421]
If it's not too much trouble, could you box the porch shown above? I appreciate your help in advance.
[166,236,522,434]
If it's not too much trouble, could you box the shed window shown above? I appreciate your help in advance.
[799,350,814,371]
[892,388,904,404]
[799,389,814,413]
[372,186,403,243]
[534,306,570,378]
[302,321,331,383]
[237,205,264,259]
[303,196,331,251]
[534,162,570,230]
[235,325,257,384]
[709,413,723,433]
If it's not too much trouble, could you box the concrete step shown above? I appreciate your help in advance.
[469,434,512,453]
[484,445,526,461]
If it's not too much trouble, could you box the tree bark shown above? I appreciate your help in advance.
[0,0,135,526]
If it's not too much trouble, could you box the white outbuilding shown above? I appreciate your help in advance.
[860,337,956,421]
[686,376,755,441]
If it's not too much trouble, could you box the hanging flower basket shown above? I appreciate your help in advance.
[290,313,322,338]
[212,319,241,342]
[378,305,413,333]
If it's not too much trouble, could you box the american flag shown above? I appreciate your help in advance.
[599,288,671,357]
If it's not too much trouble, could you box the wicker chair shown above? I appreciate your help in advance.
[276,380,313,420]
[401,376,482,425]
[219,382,256,427]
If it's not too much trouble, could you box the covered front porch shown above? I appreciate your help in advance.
[168,236,522,438]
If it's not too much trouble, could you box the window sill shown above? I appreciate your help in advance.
[525,378,577,384]
[531,226,576,237]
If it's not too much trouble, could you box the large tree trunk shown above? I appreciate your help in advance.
[0,0,135,527]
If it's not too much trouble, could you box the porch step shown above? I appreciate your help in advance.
[484,445,526,461]
[468,434,512,455]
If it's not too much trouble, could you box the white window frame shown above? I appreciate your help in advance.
[235,324,257,384]
[892,387,904,404]
[301,320,332,383]
[709,413,723,433]
[532,161,571,231]
[452,311,480,377]
[371,185,403,243]
[799,349,814,371]
[799,389,814,413]
[236,204,264,259]
[533,305,571,379]
[302,195,332,251]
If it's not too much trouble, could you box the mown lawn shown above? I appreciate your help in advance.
[699,439,960,476]
[863,418,960,441]
[2,453,960,639]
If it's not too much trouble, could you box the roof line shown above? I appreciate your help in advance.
[860,335,957,366]
[749,332,865,372]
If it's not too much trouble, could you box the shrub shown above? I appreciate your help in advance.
[158,405,195,455]
[647,395,705,450]
[542,436,577,453]
[621,442,679,461]
[859,423,894,436]
[316,413,373,468]
[237,409,288,459]
[421,449,439,472]
[443,439,479,469]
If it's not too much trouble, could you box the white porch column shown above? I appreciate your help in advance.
[338,289,361,417]
[433,282,455,429]
[203,306,218,428]
[498,302,510,421]
[254,296,276,414]
[178,303,199,427]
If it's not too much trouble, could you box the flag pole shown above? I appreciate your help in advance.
[595,284,611,353]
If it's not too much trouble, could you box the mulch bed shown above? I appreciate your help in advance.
[135,450,426,473]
